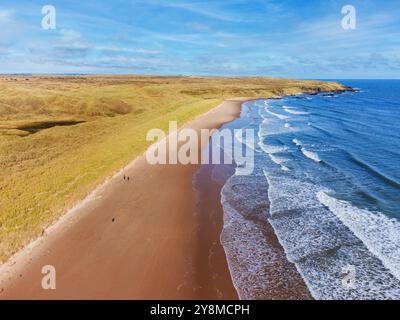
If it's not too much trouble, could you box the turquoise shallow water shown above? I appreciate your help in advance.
[219,80,400,299]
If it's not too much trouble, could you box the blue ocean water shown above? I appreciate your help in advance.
[220,80,400,299]
[263,80,400,217]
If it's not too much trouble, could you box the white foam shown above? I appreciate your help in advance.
[284,123,291,128]
[219,98,400,300]
[283,106,309,115]
[266,108,289,120]
[257,119,274,136]
[268,154,291,172]
[263,172,400,299]
[269,154,288,166]
[258,118,301,137]
[264,173,324,214]
[292,138,302,146]
[220,174,311,299]
[258,141,287,154]
[301,148,321,162]
[318,191,400,281]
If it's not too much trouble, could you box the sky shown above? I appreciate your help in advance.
[0,0,399,78]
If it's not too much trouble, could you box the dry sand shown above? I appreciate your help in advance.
[0,99,245,299]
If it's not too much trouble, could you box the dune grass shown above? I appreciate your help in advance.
[0,75,345,262]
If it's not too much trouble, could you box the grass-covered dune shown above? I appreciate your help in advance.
[0,75,345,262]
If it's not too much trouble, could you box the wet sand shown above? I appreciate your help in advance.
[192,161,238,299]
[0,99,244,299]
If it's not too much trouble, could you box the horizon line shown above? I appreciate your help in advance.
[0,73,399,80]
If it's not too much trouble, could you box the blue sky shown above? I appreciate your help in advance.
[0,0,399,78]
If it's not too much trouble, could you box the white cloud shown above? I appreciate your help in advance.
[0,9,13,25]
[59,29,82,42]
[94,45,161,54]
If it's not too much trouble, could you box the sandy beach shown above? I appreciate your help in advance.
[2,0,395,303]
[0,99,245,299]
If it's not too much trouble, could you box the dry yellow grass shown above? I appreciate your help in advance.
[0,75,345,262]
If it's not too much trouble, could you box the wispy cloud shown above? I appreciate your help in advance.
[136,0,247,22]
[0,9,13,25]
[186,22,211,32]
[0,0,399,78]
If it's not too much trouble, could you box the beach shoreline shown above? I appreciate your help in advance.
[0,98,246,299]
[0,84,351,299]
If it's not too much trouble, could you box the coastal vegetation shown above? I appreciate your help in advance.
[0,75,344,262]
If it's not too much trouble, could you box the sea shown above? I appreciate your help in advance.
[217,80,400,299]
